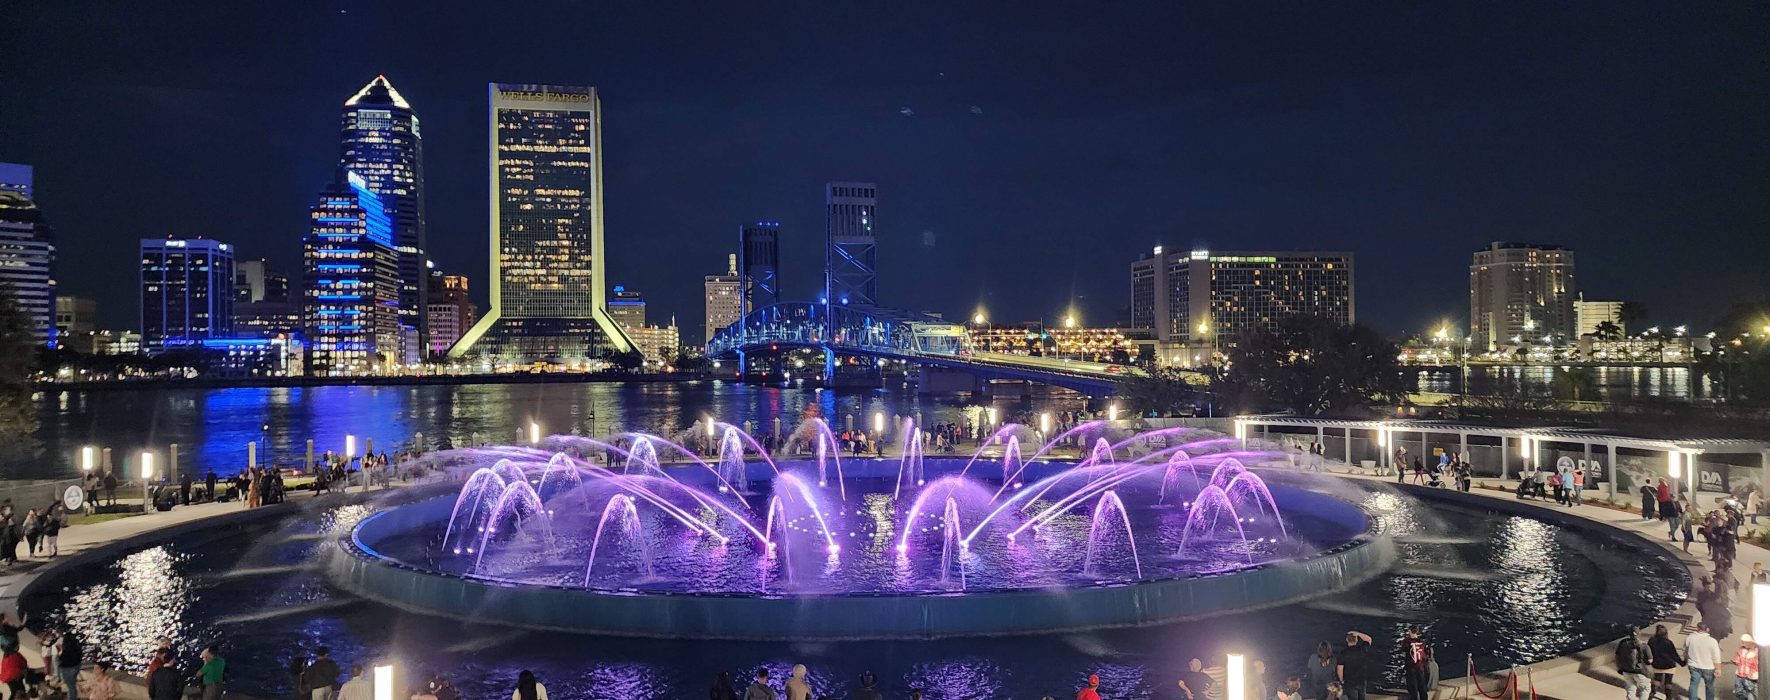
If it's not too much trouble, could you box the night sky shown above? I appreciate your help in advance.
[3,3,1766,340]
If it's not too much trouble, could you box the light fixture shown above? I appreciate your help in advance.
[345,434,357,459]
[873,411,884,434]
[80,446,94,472]
[373,665,394,700]
[140,451,154,480]
[1668,451,1681,479]
[529,421,541,445]
[1226,653,1246,700]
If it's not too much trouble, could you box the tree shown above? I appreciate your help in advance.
[1591,320,1623,340]
[1115,366,1203,417]
[0,285,39,463]
[1211,315,1409,416]
[1550,366,1601,402]
[609,350,647,372]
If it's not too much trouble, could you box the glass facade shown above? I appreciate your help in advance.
[1130,248,1354,349]
[1469,242,1575,350]
[449,83,632,364]
[302,173,400,376]
[340,76,428,343]
[140,238,234,351]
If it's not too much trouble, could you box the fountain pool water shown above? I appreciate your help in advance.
[336,425,1383,638]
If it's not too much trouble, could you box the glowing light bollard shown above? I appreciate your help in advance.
[530,421,542,445]
[1754,582,1770,700]
[373,664,394,700]
[1225,653,1246,700]
[80,446,95,473]
[139,451,155,511]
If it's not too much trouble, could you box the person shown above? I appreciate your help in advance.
[147,648,183,700]
[1274,676,1303,700]
[745,668,775,700]
[1570,467,1585,506]
[1400,625,1433,700]
[784,665,811,700]
[44,503,63,557]
[1735,635,1759,700]
[710,672,739,700]
[850,671,882,700]
[1685,621,1721,700]
[0,642,23,700]
[102,470,118,507]
[1304,641,1336,698]
[1250,659,1270,700]
[180,470,194,505]
[337,666,372,700]
[425,675,460,700]
[1616,630,1650,700]
[1179,658,1212,700]
[1642,483,1659,520]
[1394,446,1408,481]
[1683,506,1698,553]
[1666,497,1685,542]
[21,508,40,558]
[1549,470,1565,505]
[1412,456,1425,485]
[1658,479,1675,516]
[1752,562,1768,585]
[59,628,84,700]
[80,661,118,700]
[513,670,548,700]
[1076,673,1101,700]
[1337,630,1372,700]
[1649,624,1685,699]
[205,470,218,503]
[290,647,310,700]
[303,646,341,700]
[199,644,226,700]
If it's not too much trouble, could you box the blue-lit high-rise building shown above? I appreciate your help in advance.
[139,237,233,351]
[738,220,780,318]
[303,172,400,376]
[340,76,428,346]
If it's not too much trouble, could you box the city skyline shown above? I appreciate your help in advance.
[3,4,1767,337]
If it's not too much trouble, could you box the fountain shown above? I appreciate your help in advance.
[335,420,1385,639]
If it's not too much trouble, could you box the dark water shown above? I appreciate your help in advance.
[1412,365,1719,401]
[24,486,1686,700]
[22,382,1081,480]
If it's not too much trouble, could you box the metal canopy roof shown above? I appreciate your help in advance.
[1236,415,1770,455]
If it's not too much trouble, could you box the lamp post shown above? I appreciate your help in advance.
[80,446,95,473]
[530,421,542,445]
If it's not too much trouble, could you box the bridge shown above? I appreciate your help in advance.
[705,302,1134,395]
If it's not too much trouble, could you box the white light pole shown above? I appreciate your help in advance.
[80,446,94,473]
[873,411,884,436]
[530,421,542,445]
[1225,653,1246,700]
[1107,403,1119,422]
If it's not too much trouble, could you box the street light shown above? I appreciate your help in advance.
[872,411,884,435]
[972,311,986,325]
[80,446,94,472]
[345,434,357,460]
[1063,314,1077,329]
[1039,412,1052,436]
[530,421,541,445]
[1107,403,1119,422]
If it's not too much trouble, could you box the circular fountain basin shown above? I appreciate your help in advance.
[331,457,1389,639]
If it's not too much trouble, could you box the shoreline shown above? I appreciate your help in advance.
[32,372,706,392]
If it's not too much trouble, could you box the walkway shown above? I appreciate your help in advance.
[1276,456,1746,700]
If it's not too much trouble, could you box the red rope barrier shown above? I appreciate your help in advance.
[1466,657,1514,699]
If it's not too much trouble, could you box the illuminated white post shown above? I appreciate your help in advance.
[1754,583,1770,700]
[140,451,154,509]
[872,411,884,437]
[372,664,394,700]
[1225,653,1246,700]
[1039,412,1052,437]
[80,446,94,473]
[1669,451,1683,505]
[1107,403,1119,422]
[247,441,257,470]
[530,421,542,445]
[345,434,357,460]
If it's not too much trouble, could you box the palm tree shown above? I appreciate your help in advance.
[1618,302,1647,334]
[1592,320,1623,340]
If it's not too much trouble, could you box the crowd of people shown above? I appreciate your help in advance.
[0,499,69,566]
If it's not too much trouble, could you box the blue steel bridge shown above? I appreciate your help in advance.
[705,302,1134,395]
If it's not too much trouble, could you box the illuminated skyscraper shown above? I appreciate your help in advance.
[608,286,646,329]
[705,254,742,344]
[303,173,400,375]
[1130,247,1354,356]
[739,220,780,317]
[140,237,234,351]
[825,182,877,306]
[340,76,428,343]
[1470,242,1575,349]
[449,83,633,363]
[0,163,53,345]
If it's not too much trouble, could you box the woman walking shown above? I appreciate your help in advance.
[1649,624,1684,699]
[21,509,40,558]
[44,503,64,557]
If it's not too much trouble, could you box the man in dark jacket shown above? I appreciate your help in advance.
[1616,632,1650,700]
[147,648,184,700]
[301,647,341,699]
